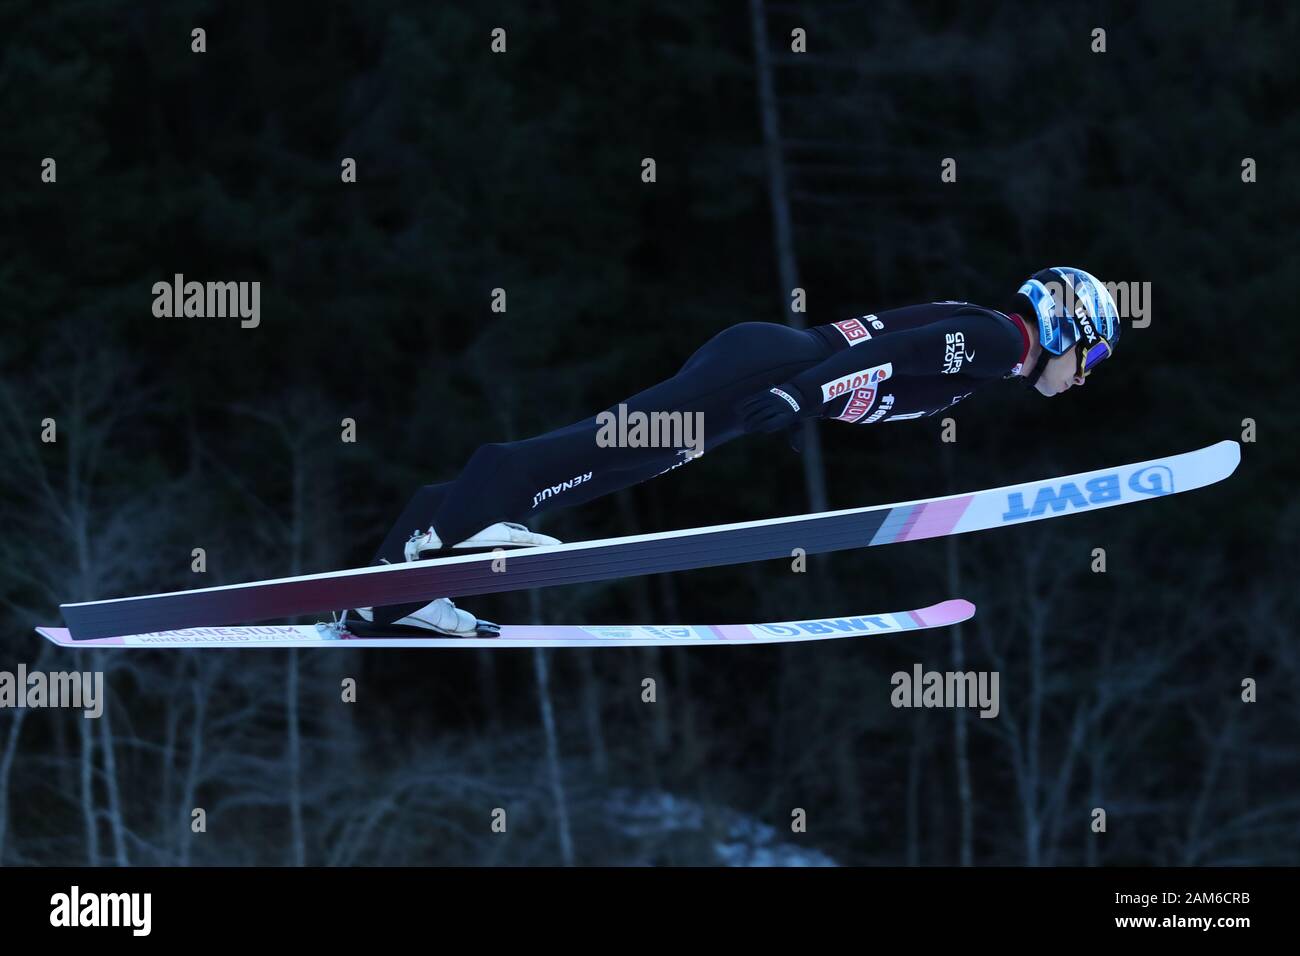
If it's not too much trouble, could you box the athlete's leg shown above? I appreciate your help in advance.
[424,323,830,535]
[371,322,828,556]
[364,323,828,624]
[369,481,452,566]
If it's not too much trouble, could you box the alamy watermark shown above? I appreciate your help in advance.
[0,664,103,718]
[595,403,704,457]
[152,273,260,328]
[50,886,151,936]
[891,663,999,718]
[1037,276,1151,329]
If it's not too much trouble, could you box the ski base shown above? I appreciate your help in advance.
[36,599,974,649]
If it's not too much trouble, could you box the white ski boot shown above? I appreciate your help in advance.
[355,523,558,637]
[352,600,483,638]
[453,521,562,549]
[403,521,561,561]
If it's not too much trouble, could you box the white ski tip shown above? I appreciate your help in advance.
[1215,439,1241,479]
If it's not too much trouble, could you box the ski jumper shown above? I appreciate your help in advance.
[371,304,1028,586]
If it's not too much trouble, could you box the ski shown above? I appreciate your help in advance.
[56,440,1239,640]
[36,599,974,649]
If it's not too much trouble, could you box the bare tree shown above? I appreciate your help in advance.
[532,603,575,865]
[749,0,829,515]
[0,340,189,864]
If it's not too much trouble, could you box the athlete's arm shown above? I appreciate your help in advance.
[737,313,1021,433]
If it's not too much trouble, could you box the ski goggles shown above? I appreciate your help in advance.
[1078,336,1113,377]
[1070,307,1116,377]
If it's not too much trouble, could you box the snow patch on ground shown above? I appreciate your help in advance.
[603,789,838,866]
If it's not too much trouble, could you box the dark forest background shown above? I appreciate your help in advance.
[0,0,1297,865]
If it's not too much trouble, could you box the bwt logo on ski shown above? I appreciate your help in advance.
[1001,467,1176,522]
[755,616,895,637]
[1129,464,1175,496]
[50,886,152,936]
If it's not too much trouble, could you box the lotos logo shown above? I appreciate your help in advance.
[820,363,892,401]
[1001,474,1122,522]
[1129,465,1174,496]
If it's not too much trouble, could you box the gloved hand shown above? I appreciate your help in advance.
[737,385,809,434]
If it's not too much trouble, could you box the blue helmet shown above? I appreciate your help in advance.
[1018,267,1121,384]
